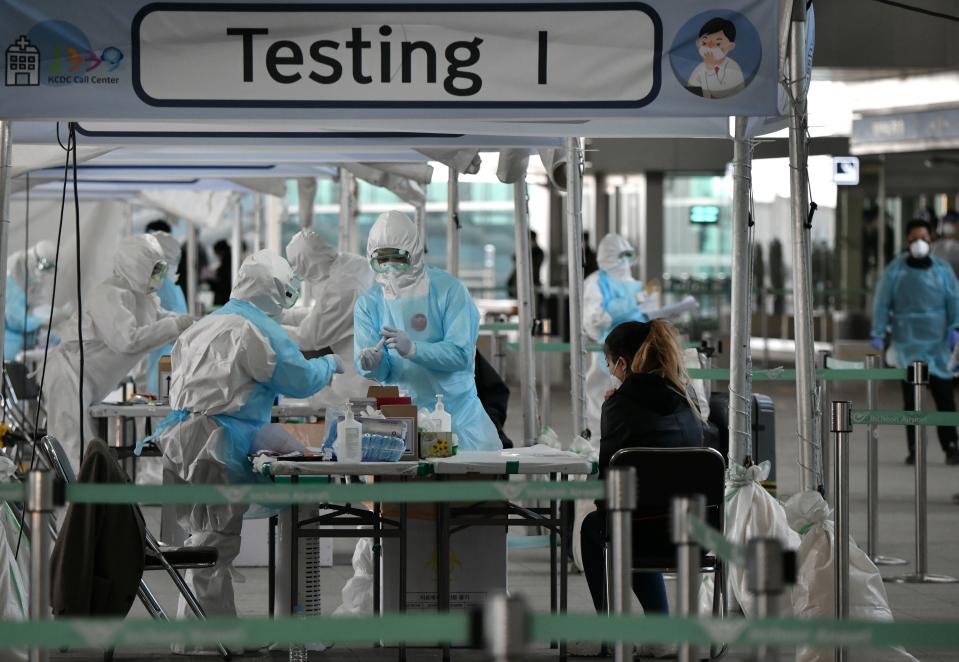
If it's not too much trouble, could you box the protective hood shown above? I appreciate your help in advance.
[597,233,635,280]
[286,229,338,283]
[367,210,427,299]
[151,231,182,272]
[231,250,298,319]
[114,234,167,294]
[8,240,57,295]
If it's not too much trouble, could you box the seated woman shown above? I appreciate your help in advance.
[580,319,704,622]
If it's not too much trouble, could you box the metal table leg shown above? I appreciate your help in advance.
[290,476,299,614]
[373,499,382,647]
[438,486,451,662]
[398,487,408,662]
[549,472,558,650]
[560,496,570,662]
[268,514,276,618]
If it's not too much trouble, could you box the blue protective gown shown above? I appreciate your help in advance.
[871,254,959,379]
[597,271,648,341]
[143,298,337,482]
[3,277,43,360]
[142,274,188,392]
[353,267,499,451]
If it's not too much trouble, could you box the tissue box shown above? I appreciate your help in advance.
[419,431,454,458]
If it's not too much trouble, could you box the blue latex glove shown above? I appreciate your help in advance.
[359,347,383,371]
[950,329,959,351]
[381,326,416,357]
[870,337,884,351]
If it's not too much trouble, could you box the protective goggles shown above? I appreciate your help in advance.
[618,250,636,263]
[31,249,55,273]
[370,249,413,274]
[283,275,303,309]
[151,261,169,280]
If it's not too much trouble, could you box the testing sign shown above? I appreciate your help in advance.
[0,0,781,120]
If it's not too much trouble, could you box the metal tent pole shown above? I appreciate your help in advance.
[230,203,242,287]
[565,137,588,438]
[0,121,12,359]
[186,221,198,316]
[252,194,263,252]
[729,116,753,465]
[513,176,539,445]
[447,169,460,276]
[832,400,851,662]
[338,168,354,254]
[788,0,818,492]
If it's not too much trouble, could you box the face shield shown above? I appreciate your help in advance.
[149,261,169,291]
[370,248,413,274]
[284,274,303,309]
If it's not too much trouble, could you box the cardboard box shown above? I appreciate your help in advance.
[381,404,418,460]
[382,505,507,612]
[367,385,400,399]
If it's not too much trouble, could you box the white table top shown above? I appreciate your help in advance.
[89,402,325,419]
[256,446,595,478]
[260,459,422,477]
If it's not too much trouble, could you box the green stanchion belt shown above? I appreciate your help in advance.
[50,480,605,506]
[479,322,520,332]
[850,409,959,427]
[688,368,906,382]
[686,515,746,567]
[4,614,959,650]
[0,483,23,501]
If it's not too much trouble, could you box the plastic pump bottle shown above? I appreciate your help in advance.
[336,406,363,462]
[433,394,452,433]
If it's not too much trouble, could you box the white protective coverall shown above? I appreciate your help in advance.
[155,250,339,631]
[583,234,648,439]
[284,229,376,405]
[44,234,191,470]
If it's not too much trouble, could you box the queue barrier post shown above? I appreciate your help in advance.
[864,354,905,566]
[482,593,530,662]
[831,401,852,662]
[538,318,552,428]
[607,466,636,662]
[27,470,54,662]
[746,538,793,662]
[893,361,958,584]
[671,494,705,662]
[817,350,831,501]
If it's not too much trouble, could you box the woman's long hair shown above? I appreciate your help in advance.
[605,319,702,418]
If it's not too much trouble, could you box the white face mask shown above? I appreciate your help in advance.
[609,374,623,390]
[910,239,931,260]
[699,45,726,61]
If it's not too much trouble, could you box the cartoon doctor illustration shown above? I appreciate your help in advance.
[686,17,745,99]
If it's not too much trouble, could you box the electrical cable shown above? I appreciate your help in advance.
[70,123,85,466]
[869,0,959,22]
[15,124,73,560]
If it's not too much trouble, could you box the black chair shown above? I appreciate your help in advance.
[2,360,45,440]
[606,446,728,659]
[39,435,227,661]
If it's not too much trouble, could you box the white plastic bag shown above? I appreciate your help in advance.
[785,491,917,662]
[334,538,374,616]
[725,461,800,615]
[0,497,29,662]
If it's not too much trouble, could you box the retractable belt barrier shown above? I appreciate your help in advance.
[0,479,604,506]
[3,613,959,651]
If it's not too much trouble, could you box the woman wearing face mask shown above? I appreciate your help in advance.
[872,217,959,465]
[575,319,703,656]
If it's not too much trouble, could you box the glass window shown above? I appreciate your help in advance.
[662,173,732,279]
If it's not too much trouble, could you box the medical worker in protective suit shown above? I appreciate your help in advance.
[354,210,499,451]
[4,240,69,360]
[284,229,376,404]
[583,234,650,438]
[45,235,193,470]
[153,250,341,632]
[872,217,959,465]
[583,233,701,438]
[133,230,188,394]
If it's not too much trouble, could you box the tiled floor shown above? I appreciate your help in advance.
[46,381,959,660]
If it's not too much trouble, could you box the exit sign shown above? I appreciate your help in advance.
[690,205,720,224]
